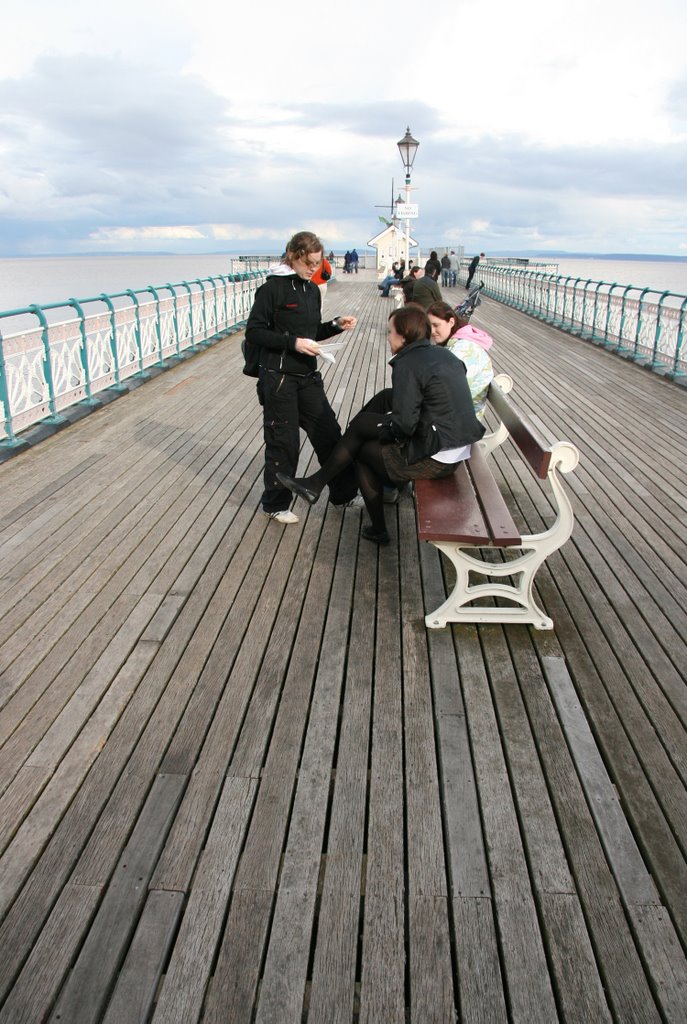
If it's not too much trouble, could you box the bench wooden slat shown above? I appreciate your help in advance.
[468,446,521,546]
[488,384,551,479]
[415,463,491,544]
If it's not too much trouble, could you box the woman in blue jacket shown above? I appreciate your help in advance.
[277,304,485,544]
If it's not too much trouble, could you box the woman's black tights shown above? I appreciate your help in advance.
[297,410,393,531]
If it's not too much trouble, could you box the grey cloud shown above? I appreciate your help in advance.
[423,135,687,199]
[281,101,443,138]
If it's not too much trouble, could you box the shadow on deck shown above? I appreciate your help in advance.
[0,274,685,1022]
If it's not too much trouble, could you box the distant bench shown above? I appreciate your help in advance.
[415,374,579,629]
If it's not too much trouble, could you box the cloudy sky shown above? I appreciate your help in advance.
[1,0,686,257]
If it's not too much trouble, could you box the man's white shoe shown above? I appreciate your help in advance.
[264,509,299,524]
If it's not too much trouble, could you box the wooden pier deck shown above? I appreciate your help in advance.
[0,272,685,1023]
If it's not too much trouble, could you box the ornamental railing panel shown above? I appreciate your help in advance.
[458,263,686,382]
[0,272,265,447]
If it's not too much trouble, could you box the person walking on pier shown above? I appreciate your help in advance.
[466,252,485,289]
[245,231,360,523]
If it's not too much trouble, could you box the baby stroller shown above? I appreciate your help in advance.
[455,280,484,321]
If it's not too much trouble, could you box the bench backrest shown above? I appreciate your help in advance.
[488,382,552,480]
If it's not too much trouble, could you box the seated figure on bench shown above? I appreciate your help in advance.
[377,261,403,297]
[276,305,485,546]
[427,301,494,419]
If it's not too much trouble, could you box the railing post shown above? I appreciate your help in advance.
[98,293,128,391]
[145,286,168,368]
[27,305,68,425]
[632,287,652,360]
[586,280,604,340]
[180,281,200,351]
[0,327,21,447]
[648,291,671,369]
[124,290,150,378]
[162,284,181,358]
[616,283,635,354]
[670,298,687,379]
[66,298,99,405]
[193,279,212,346]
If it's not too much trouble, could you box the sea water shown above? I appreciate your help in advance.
[1,253,687,315]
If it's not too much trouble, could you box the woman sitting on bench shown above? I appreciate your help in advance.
[426,301,494,419]
[276,305,485,545]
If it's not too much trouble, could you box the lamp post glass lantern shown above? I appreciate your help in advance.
[396,127,419,270]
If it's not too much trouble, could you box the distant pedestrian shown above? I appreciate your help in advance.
[448,250,459,287]
[441,252,451,287]
[424,250,442,279]
[466,252,485,290]
[344,251,351,274]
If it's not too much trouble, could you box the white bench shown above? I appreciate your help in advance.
[415,374,579,629]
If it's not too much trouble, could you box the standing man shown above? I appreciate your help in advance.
[448,250,459,287]
[350,248,359,273]
[245,231,359,523]
[466,252,485,290]
[441,252,451,287]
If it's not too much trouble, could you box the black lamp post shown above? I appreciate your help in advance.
[397,127,420,186]
[396,127,419,268]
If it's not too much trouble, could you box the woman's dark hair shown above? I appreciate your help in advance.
[284,231,323,266]
[388,304,430,345]
[426,301,459,345]
[426,301,470,344]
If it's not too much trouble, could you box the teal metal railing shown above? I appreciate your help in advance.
[458,262,686,382]
[0,271,265,448]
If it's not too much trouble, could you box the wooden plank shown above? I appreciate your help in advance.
[468,445,521,545]
[100,891,185,1024]
[511,635,669,1019]
[398,507,455,1019]
[150,775,257,1024]
[415,463,490,543]
[0,882,102,1023]
[254,516,361,1023]
[202,890,274,1024]
[488,380,551,478]
[359,524,405,1023]
[307,536,377,1021]
[455,627,558,1021]
[453,897,508,1023]
[0,641,161,919]
[49,773,186,1024]
[203,515,349,1017]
